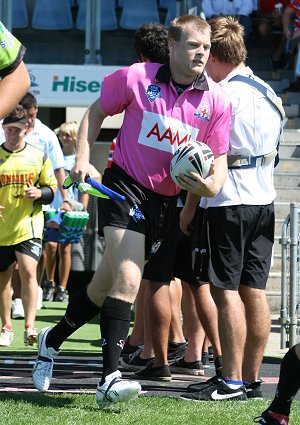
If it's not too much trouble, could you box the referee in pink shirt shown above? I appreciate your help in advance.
[32,15,231,408]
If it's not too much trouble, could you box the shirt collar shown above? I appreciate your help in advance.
[220,66,253,86]
[154,63,209,91]
[25,118,42,138]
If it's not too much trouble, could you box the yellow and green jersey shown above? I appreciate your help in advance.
[0,143,57,245]
[0,21,26,77]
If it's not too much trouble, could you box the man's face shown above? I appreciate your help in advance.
[4,126,27,147]
[205,54,219,82]
[169,25,211,81]
[24,106,38,129]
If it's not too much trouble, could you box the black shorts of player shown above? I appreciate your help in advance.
[0,238,43,272]
[98,162,178,260]
[207,203,275,291]
[143,205,209,286]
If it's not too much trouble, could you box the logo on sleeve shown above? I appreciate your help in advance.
[129,205,145,222]
[194,103,211,122]
[145,85,161,102]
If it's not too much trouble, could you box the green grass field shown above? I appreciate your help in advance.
[1,302,300,425]
[0,393,300,425]
[5,302,101,354]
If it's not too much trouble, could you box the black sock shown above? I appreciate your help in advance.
[46,285,101,351]
[215,355,222,377]
[269,345,300,416]
[100,296,132,384]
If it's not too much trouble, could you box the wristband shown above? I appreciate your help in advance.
[38,186,54,205]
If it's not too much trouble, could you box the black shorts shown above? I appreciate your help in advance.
[0,238,42,272]
[207,204,275,291]
[98,163,178,260]
[143,206,209,285]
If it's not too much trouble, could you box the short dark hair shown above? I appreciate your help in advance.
[20,92,37,110]
[134,22,169,64]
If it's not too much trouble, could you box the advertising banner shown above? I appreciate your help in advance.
[27,64,122,107]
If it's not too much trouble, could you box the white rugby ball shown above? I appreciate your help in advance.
[170,141,214,188]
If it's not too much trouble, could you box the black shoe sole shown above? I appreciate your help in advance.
[133,373,172,382]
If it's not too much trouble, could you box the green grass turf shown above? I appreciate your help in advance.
[2,302,300,424]
[4,301,101,354]
[0,394,299,425]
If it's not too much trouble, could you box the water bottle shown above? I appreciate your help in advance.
[58,212,74,242]
[71,212,88,242]
[45,209,57,222]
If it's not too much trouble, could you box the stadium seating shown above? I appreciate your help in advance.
[32,0,74,30]
[159,0,171,9]
[75,0,88,30]
[164,0,177,25]
[120,0,160,30]
[75,0,118,31]
[12,0,29,29]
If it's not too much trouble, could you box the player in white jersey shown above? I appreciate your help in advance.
[20,93,66,199]
[180,16,283,402]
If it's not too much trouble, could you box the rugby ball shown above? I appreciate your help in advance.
[170,141,214,188]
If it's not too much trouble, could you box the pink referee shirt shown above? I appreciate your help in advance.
[100,62,231,196]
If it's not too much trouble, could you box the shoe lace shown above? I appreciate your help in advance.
[34,359,53,377]
[26,327,37,334]
[56,286,65,293]
[104,377,120,402]
[206,375,220,385]
[24,328,37,343]
[1,327,12,334]
[128,348,143,362]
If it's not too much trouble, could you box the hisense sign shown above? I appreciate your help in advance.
[27,64,122,107]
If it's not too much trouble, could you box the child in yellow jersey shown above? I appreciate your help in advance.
[0,105,57,347]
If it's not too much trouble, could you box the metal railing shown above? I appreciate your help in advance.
[280,202,300,348]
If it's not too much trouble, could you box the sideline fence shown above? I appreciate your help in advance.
[280,202,300,348]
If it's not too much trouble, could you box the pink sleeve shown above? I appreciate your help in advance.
[100,67,133,116]
[208,101,231,156]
